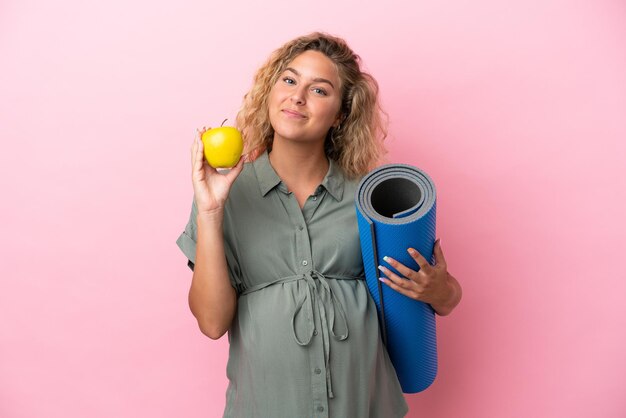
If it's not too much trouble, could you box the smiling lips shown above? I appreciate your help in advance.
[282,109,306,119]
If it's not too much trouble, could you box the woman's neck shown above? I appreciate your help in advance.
[268,139,329,207]
[268,140,329,187]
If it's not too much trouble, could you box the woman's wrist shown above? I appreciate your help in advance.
[197,209,224,227]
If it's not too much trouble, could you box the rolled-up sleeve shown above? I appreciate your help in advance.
[176,198,199,269]
[175,196,243,293]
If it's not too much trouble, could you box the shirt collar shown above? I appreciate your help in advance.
[253,150,345,201]
[320,157,344,201]
[253,151,282,196]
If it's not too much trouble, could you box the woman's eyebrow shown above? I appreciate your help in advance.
[285,67,335,89]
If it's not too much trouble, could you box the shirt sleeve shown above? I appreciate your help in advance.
[175,197,243,293]
[175,197,199,269]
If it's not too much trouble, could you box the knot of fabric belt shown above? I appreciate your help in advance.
[240,270,362,398]
[290,270,349,399]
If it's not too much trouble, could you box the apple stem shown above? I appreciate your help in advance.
[221,118,228,127]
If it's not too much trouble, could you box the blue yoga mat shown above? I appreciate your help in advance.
[355,164,438,393]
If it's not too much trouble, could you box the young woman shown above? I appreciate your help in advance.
[176,32,462,418]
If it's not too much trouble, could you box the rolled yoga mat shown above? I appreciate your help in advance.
[355,164,437,393]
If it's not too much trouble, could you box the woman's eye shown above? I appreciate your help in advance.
[283,77,295,84]
[313,87,327,96]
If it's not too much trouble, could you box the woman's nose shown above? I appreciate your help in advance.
[290,86,306,105]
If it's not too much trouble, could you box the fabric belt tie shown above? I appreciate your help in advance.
[241,270,362,399]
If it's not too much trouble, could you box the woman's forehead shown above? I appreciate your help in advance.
[284,51,341,85]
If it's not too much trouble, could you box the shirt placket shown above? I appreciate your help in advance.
[278,186,329,418]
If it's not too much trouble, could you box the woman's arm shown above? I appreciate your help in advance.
[187,131,243,339]
[189,211,238,339]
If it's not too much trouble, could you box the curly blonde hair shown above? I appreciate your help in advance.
[236,32,388,178]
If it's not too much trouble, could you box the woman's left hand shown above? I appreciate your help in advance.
[378,239,462,316]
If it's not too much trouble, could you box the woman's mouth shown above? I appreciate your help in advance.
[282,109,306,119]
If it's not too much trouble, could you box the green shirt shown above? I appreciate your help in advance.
[176,151,408,418]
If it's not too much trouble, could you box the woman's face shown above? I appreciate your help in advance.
[268,50,343,146]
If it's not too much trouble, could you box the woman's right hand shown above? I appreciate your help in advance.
[191,127,245,216]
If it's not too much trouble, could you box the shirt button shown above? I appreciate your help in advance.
[317,406,324,412]
[302,260,308,266]
[298,225,304,231]
[313,329,318,336]
[313,196,317,201]
[314,368,322,375]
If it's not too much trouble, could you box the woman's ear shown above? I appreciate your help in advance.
[333,113,344,129]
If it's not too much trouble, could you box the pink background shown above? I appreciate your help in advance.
[2,0,625,417]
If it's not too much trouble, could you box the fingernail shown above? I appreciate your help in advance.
[407,248,416,255]
[378,277,386,283]
[383,256,390,262]
[377,265,385,272]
